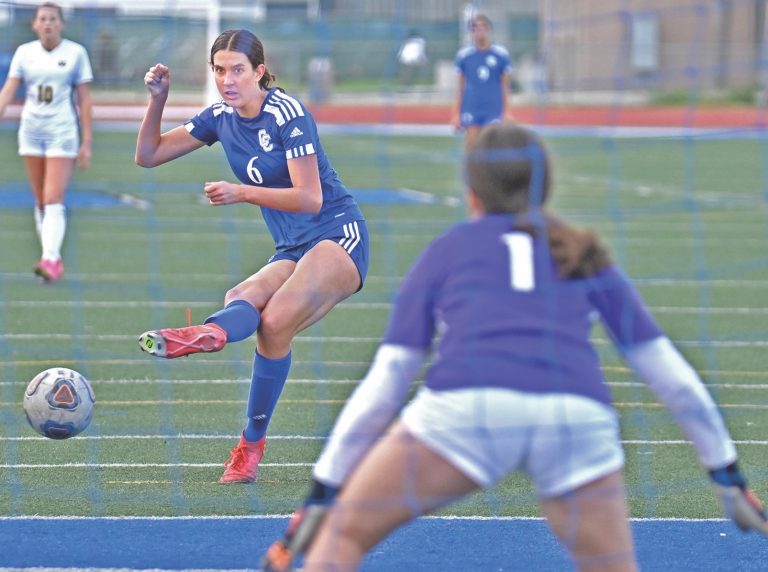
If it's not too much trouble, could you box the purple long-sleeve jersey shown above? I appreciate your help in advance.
[383,214,662,406]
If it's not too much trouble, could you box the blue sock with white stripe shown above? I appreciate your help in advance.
[204,300,260,343]
[243,351,292,442]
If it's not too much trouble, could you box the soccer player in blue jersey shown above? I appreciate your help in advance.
[452,14,514,151]
[260,123,766,572]
[134,29,369,484]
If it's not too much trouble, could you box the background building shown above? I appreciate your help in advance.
[1,0,765,104]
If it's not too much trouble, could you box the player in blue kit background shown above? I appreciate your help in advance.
[134,29,369,484]
[259,123,766,572]
[451,13,514,150]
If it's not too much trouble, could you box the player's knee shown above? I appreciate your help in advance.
[223,285,264,309]
[258,306,295,346]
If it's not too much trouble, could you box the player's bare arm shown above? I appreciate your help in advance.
[136,64,205,167]
[0,76,22,117]
[75,82,92,170]
[204,155,323,213]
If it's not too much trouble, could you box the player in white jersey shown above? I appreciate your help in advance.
[259,123,767,572]
[0,2,93,283]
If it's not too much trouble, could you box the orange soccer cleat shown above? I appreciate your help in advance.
[219,434,266,484]
[260,539,295,572]
[138,323,226,359]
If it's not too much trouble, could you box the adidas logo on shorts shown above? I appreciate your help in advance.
[289,126,304,138]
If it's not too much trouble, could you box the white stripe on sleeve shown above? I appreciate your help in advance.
[274,91,305,117]
[264,104,286,126]
[284,143,316,160]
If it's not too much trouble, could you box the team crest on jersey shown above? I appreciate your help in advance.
[486,55,497,68]
[258,129,273,152]
[58,60,66,67]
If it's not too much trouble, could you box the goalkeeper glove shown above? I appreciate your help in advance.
[709,461,767,535]
[259,479,339,572]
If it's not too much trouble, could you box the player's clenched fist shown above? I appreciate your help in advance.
[144,63,170,98]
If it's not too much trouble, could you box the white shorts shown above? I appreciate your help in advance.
[18,119,79,158]
[400,387,624,498]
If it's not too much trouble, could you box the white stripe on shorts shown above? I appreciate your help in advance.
[339,221,361,254]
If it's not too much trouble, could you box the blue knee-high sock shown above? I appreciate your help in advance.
[204,300,260,343]
[243,351,292,442]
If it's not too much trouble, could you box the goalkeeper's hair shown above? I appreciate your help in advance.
[467,123,611,279]
[465,123,551,214]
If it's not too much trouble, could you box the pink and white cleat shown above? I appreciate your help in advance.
[138,323,227,359]
[34,258,64,283]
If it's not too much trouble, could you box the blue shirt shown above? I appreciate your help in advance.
[455,44,512,119]
[383,214,662,406]
[185,88,364,250]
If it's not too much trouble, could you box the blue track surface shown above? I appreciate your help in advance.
[0,517,765,570]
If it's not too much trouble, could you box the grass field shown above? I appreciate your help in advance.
[0,125,766,522]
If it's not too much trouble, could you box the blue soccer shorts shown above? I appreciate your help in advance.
[268,219,370,291]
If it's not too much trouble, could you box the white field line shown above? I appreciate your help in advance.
[0,433,766,446]
[0,272,402,284]
[4,272,768,288]
[0,358,374,367]
[6,299,768,314]
[0,398,765,409]
[2,379,768,389]
[0,334,381,343]
[0,434,324,442]
[0,515,732,523]
[0,301,391,309]
[0,378,361,386]
[1,331,767,352]
[0,462,313,469]
[4,438,768,469]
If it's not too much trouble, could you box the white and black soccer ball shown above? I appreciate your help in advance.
[23,368,95,439]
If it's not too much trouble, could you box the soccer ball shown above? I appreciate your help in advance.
[23,367,95,439]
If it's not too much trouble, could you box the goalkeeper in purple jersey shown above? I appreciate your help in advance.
[134,29,368,485]
[260,123,766,572]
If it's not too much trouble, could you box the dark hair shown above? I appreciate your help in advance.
[467,123,611,278]
[470,14,492,30]
[210,29,275,90]
[466,123,551,214]
[35,2,64,21]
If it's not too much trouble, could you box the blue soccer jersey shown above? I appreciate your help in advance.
[455,44,512,125]
[185,88,364,250]
[383,214,662,406]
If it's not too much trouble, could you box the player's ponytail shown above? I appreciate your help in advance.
[545,215,612,279]
[259,66,276,90]
[512,213,612,280]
